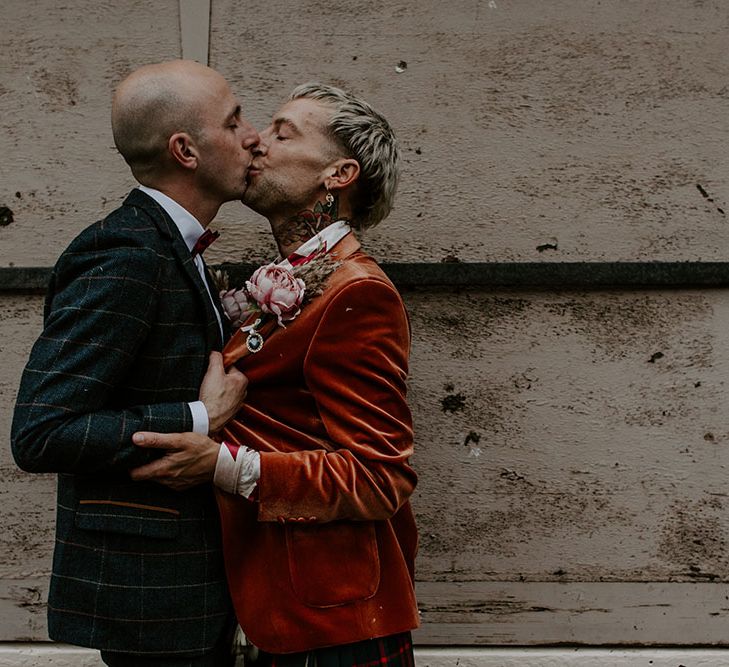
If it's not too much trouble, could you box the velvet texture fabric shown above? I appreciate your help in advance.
[217,233,419,654]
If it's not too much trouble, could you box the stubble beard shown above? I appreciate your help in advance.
[243,176,325,250]
[198,163,246,205]
[242,176,284,216]
[242,175,312,220]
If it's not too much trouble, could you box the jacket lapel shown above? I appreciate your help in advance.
[221,231,361,369]
[172,242,224,351]
[222,315,278,368]
[124,189,224,351]
[203,262,232,343]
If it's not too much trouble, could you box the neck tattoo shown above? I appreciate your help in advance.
[277,196,342,251]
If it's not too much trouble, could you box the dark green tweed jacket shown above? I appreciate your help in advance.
[11,189,232,657]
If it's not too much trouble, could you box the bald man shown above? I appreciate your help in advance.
[11,60,257,666]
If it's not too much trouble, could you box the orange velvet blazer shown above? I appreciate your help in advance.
[217,233,419,654]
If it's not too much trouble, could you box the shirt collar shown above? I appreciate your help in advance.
[279,220,352,269]
[137,185,206,253]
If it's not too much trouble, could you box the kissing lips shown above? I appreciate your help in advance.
[244,166,259,187]
[245,167,261,188]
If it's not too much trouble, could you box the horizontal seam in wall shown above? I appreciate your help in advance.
[3,262,729,292]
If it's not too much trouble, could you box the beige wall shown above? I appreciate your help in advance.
[2,0,727,267]
[2,0,729,648]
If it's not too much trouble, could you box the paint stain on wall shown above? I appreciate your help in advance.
[441,387,466,413]
[0,207,14,226]
[33,67,80,108]
[545,293,712,361]
[658,497,729,580]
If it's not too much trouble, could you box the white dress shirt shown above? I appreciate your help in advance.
[137,185,224,435]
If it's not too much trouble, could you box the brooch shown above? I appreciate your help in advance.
[241,318,264,354]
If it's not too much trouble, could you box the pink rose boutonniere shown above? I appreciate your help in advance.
[246,263,305,326]
[219,255,341,354]
[220,263,305,329]
[219,264,306,354]
[219,220,351,353]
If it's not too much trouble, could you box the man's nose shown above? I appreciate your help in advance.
[251,133,268,156]
[242,123,260,150]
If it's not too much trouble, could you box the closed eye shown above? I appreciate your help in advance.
[227,104,242,130]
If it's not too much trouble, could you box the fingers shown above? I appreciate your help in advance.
[207,351,248,387]
[200,352,224,386]
[226,362,249,391]
[215,351,246,385]
[132,431,204,449]
[132,432,179,449]
[229,369,248,398]
[129,435,219,489]
[129,459,165,481]
[228,365,248,386]
[130,459,192,490]
[207,350,223,373]
[199,356,249,431]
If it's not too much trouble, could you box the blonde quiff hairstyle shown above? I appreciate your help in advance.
[290,83,400,230]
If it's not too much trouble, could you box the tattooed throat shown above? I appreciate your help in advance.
[278,196,346,249]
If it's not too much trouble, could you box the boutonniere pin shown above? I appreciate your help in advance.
[220,264,304,353]
[220,248,341,354]
[219,219,351,354]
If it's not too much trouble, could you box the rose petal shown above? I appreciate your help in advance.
[279,307,300,323]
[270,289,295,308]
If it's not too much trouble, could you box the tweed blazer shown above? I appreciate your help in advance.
[217,232,419,654]
[11,189,232,657]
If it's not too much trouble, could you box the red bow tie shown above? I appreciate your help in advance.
[192,229,220,257]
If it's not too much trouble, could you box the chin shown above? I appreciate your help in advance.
[242,185,264,204]
[241,193,263,214]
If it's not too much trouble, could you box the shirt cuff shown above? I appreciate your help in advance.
[213,442,260,499]
[188,400,209,435]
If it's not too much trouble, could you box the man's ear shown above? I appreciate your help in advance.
[169,132,199,170]
[326,158,360,192]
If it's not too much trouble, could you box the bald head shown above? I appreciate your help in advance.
[111,60,225,182]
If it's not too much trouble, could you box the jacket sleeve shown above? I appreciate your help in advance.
[256,278,417,523]
[11,234,194,475]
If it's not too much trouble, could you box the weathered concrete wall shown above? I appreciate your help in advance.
[410,288,729,584]
[3,289,729,644]
[2,0,729,653]
[2,0,728,266]
[407,288,729,643]
[0,0,180,268]
[209,0,729,263]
